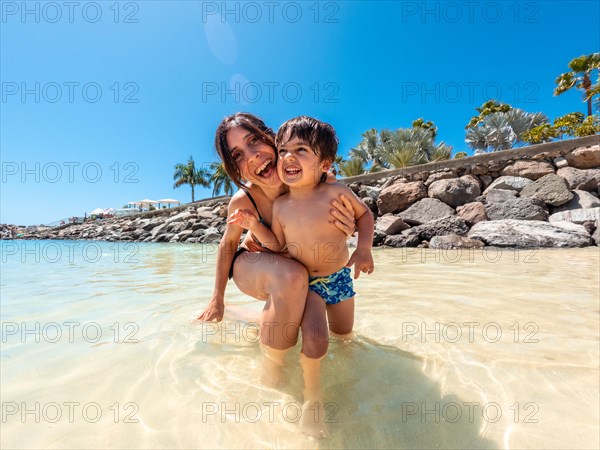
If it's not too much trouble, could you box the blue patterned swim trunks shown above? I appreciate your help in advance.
[308,267,356,305]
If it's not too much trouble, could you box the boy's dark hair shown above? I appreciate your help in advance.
[215,112,276,187]
[275,116,338,163]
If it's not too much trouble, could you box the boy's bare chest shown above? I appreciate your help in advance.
[280,195,338,237]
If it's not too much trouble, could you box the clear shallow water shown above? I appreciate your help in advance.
[1,240,598,449]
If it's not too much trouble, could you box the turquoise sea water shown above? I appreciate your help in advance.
[1,240,599,449]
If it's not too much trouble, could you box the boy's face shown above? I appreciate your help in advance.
[277,136,331,187]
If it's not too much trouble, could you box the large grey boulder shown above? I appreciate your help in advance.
[485,189,518,203]
[428,175,481,208]
[358,186,381,199]
[556,167,600,191]
[407,216,469,241]
[154,233,175,243]
[456,202,488,225]
[468,220,592,248]
[484,176,533,193]
[197,208,215,220]
[500,160,554,180]
[151,223,167,237]
[377,181,427,214]
[363,197,378,214]
[200,227,221,243]
[485,198,549,221]
[383,233,420,248]
[425,170,457,186]
[191,221,209,231]
[520,173,573,206]
[166,210,195,224]
[548,207,600,224]
[177,229,194,241]
[397,198,455,225]
[375,214,409,235]
[429,234,485,249]
[564,145,600,169]
[552,190,600,213]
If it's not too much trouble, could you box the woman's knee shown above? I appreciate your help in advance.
[270,262,308,297]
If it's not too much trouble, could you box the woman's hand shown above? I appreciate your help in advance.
[240,231,266,252]
[196,295,225,322]
[331,194,357,237]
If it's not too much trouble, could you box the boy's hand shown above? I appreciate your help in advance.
[346,247,374,279]
[227,208,259,230]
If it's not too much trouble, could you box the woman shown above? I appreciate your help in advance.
[197,113,355,348]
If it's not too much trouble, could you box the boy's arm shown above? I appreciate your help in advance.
[227,208,285,252]
[340,187,375,278]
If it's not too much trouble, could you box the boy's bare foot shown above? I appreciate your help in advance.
[300,397,330,438]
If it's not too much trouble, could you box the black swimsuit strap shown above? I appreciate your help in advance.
[240,186,265,223]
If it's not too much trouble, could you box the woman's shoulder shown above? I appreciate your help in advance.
[228,188,252,212]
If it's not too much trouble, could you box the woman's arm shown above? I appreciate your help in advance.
[197,196,247,322]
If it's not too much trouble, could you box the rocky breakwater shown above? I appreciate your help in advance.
[9,201,229,244]
[351,139,600,249]
[4,137,600,249]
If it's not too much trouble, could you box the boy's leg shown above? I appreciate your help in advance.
[299,290,330,438]
[301,291,329,358]
[326,297,355,338]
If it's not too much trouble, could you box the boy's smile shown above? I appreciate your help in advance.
[277,137,329,186]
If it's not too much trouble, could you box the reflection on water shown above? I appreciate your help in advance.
[1,241,598,449]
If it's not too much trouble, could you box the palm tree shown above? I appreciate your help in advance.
[379,141,427,168]
[173,156,210,203]
[466,100,512,129]
[350,129,385,170]
[350,124,452,169]
[465,108,548,152]
[338,158,366,177]
[430,142,453,161]
[554,53,600,116]
[209,162,235,197]
[412,118,437,140]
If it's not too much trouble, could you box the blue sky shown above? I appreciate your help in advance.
[1,0,598,225]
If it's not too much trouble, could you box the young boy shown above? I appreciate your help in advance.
[228,116,374,437]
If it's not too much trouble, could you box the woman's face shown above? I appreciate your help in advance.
[226,126,280,186]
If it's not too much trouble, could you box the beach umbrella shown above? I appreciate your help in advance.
[90,208,104,215]
[138,199,160,211]
[139,199,159,205]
